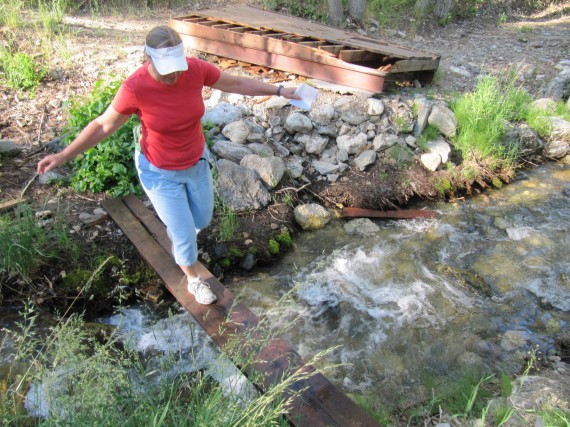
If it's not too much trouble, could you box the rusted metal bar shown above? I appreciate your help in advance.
[341,207,439,219]
[102,195,381,427]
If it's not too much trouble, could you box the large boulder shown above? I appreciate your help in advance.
[216,160,271,212]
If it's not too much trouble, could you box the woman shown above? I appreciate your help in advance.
[37,25,300,305]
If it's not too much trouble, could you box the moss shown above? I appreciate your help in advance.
[491,177,503,188]
[275,229,292,248]
[268,239,280,255]
[219,258,231,268]
[227,247,244,259]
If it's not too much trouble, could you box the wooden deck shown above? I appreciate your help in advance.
[169,6,440,92]
[101,194,380,427]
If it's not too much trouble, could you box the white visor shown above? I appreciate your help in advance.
[145,43,188,75]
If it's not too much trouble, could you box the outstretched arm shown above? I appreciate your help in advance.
[210,72,301,100]
[37,105,130,175]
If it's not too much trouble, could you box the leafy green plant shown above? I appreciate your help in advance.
[0,48,46,92]
[451,69,532,171]
[64,78,142,197]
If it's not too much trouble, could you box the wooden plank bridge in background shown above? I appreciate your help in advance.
[169,6,440,93]
[101,194,380,427]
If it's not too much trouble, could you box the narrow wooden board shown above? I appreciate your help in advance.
[102,195,380,427]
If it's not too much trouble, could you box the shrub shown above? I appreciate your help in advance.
[64,78,142,197]
[0,48,46,92]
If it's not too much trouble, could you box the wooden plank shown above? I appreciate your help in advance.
[103,196,381,427]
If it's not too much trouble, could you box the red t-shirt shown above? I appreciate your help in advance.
[112,57,221,170]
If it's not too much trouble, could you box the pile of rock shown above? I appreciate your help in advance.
[202,61,570,230]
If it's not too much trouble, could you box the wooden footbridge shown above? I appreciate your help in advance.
[102,194,380,427]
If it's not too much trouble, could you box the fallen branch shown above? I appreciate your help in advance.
[21,173,38,198]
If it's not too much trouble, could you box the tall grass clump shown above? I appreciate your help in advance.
[452,69,532,170]
[0,205,79,283]
[1,291,331,426]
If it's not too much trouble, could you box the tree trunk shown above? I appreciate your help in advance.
[328,0,344,25]
[348,0,367,22]
[434,0,452,18]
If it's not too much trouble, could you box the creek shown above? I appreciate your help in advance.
[1,163,568,413]
[234,162,570,407]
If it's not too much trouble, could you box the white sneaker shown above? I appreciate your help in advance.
[187,276,217,305]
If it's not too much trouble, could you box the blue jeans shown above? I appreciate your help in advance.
[135,147,214,267]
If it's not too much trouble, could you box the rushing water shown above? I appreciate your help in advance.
[233,163,570,408]
[1,163,568,413]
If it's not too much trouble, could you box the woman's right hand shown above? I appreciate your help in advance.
[37,152,66,175]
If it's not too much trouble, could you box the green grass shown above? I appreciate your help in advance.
[526,100,570,137]
[451,69,532,171]
[0,205,79,282]
[1,291,331,426]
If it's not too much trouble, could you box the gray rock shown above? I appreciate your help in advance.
[309,104,335,124]
[367,98,385,116]
[247,143,274,158]
[202,102,243,127]
[336,132,368,154]
[413,97,432,137]
[296,133,329,154]
[216,159,271,212]
[372,133,399,151]
[212,140,253,163]
[388,102,414,133]
[294,203,332,230]
[0,140,22,157]
[543,140,569,159]
[343,218,380,236]
[285,112,313,133]
[240,154,285,189]
[428,103,458,138]
[285,156,304,178]
[421,152,442,171]
[530,98,558,113]
[222,120,251,144]
[340,110,368,126]
[548,116,570,140]
[312,160,340,175]
[426,137,451,163]
[354,150,376,171]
